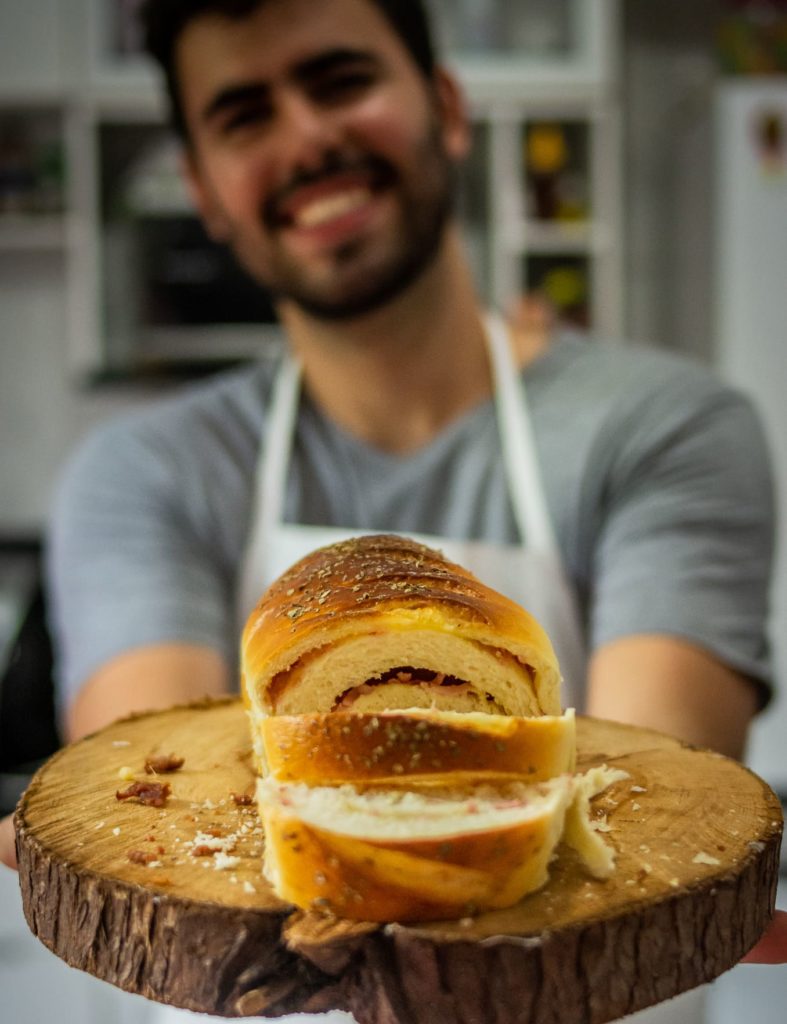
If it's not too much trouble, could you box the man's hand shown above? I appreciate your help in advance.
[1,813,17,869]
[743,911,787,964]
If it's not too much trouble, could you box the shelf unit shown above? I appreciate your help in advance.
[0,97,69,255]
[0,0,623,379]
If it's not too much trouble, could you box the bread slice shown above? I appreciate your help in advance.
[241,535,562,723]
[257,707,576,786]
[258,777,574,922]
[257,767,627,922]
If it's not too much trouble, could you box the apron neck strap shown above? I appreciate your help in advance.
[239,353,300,618]
[484,312,560,556]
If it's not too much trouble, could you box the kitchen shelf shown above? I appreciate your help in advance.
[513,220,613,255]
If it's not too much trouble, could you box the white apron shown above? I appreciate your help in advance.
[238,312,586,709]
[151,315,705,1022]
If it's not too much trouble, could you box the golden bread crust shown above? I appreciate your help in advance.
[241,534,561,718]
[258,708,576,786]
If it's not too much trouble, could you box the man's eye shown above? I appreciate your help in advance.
[317,72,374,101]
[222,105,270,133]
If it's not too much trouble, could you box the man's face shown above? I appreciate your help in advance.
[176,0,468,320]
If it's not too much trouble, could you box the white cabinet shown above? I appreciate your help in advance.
[444,0,622,338]
[0,0,623,378]
[0,0,66,95]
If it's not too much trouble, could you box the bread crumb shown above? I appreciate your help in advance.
[243,881,257,894]
[214,852,241,871]
[112,740,131,748]
[112,827,121,836]
[692,852,721,866]
[188,831,237,854]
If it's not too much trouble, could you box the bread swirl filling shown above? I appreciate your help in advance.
[266,631,543,716]
[333,667,501,712]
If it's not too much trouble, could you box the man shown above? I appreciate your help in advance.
[58,0,771,748]
[2,0,783,971]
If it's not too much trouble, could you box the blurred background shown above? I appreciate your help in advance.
[0,1,785,1019]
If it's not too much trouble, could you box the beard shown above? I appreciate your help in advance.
[231,120,458,321]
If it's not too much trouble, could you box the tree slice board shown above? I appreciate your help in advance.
[15,699,783,1023]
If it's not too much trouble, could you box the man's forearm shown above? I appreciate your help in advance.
[66,643,231,741]
[587,634,759,760]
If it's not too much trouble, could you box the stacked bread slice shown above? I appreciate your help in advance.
[242,535,624,922]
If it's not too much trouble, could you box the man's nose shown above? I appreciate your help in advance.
[273,92,344,173]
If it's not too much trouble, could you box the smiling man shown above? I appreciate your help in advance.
[0,0,781,1014]
[6,0,768,860]
[173,1,463,321]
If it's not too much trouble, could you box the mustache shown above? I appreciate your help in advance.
[261,151,397,226]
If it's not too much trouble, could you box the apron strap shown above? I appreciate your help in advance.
[484,312,561,558]
[238,354,301,621]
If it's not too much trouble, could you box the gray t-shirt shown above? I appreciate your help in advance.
[46,333,775,713]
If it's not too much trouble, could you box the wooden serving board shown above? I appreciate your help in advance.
[15,699,783,1023]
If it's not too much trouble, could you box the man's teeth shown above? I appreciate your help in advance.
[294,188,371,228]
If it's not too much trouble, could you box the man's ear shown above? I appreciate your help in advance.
[181,150,231,243]
[433,66,471,161]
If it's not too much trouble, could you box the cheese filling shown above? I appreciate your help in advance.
[333,667,492,711]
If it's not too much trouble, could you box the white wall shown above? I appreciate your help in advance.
[714,81,787,791]
[0,251,153,531]
[0,251,71,528]
[622,0,722,361]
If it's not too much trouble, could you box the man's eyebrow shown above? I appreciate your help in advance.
[200,49,380,125]
[291,47,382,83]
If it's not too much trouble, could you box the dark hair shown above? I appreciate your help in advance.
[139,0,437,141]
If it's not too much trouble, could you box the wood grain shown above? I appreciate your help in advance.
[15,699,783,1022]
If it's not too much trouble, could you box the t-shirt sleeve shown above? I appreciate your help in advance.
[588,382,775,707]
[45,418,235,717]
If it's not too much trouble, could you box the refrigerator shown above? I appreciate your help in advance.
[715,79,787,794]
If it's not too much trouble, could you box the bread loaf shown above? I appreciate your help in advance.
[241,534,562,726]
[244,534,624,923]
